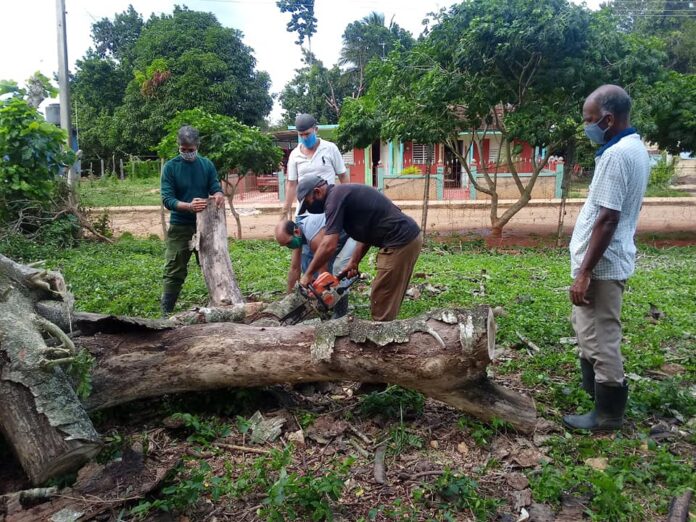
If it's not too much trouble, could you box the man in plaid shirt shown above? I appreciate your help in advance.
[563,85,650,432]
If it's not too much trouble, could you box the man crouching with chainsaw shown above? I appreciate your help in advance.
[275,213,356,318]
[297,175,423,321]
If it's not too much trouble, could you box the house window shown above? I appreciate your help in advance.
[341,149,354,165]
[488,140,501,163]
[412,144,435,164]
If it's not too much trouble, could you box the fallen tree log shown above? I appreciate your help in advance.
[1,253,538,488]
[78,307,537,433]
[0,255,101,485]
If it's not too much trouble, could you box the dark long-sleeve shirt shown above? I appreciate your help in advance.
[161,155,222,225]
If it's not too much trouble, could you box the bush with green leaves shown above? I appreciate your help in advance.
[0,95,75,223]
[157,108,281,178]
[649,156,675,187]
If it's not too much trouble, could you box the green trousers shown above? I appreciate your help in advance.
[163,224,197,294]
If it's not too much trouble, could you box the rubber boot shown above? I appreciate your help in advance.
[563,381,628,432]
[580,358,595,399]
[160,290,180,316]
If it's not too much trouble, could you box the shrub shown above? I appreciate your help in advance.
[649,156,675,187]
[0,96,75,223]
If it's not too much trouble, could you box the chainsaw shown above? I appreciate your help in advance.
[280,272,358,325]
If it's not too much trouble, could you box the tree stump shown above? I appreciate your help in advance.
[192,200,244,306]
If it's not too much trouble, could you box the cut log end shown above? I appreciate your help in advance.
[487,306,496,361]
[31,443,102,485]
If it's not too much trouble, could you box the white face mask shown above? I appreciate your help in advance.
[179,148,198,161]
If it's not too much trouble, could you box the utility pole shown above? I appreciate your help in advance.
[56,0,78,198]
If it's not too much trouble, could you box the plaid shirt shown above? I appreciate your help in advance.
[570,133,650,280]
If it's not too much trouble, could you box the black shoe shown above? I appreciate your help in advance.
[563,382,628,432]
[580,358,595,399]
[160,291,180,316]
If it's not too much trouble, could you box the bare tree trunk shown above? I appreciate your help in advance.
[222,174,243,239]
[421,157,430,233]
[556,142,575,247]
[0,255,101,485]
[421,150,432,234]
[192,201,244,306]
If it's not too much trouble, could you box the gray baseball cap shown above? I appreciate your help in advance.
[296,174,325,213]
[295,113,317,132]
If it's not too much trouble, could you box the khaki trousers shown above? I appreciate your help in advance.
[371,233,423,322]
[571,279,626,385]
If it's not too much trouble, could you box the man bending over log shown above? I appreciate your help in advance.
[297,175,423,321]
[160,126,225,314]
[275,214,356,318]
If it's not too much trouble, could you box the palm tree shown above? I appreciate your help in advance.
[339,12,413,96]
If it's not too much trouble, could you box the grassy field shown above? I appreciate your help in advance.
[79,176,162,207]
[1,235,693,520]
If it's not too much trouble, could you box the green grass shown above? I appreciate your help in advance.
[79,176,162,208]
[645,185,691,198]
[1,235,693,520]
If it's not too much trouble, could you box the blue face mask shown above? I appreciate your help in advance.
[300,132,317,149]
[584,115,609,145]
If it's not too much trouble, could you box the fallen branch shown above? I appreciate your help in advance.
[667,489,693,522]
[373,445,387,484]
[516,331,541,353]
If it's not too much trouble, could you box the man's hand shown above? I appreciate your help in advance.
[212,193,225,209]
[570,271,591,306]
[190,198,208,212]
[338,261,359,279]
[299,273,313,288]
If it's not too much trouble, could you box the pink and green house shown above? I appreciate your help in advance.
[273,125,564,201]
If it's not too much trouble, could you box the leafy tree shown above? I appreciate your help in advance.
[157,108,282,237]
[279,52,356,124]
[277,0,317,50]
[608,0,696,73]
[639,71,696,154]
[71,52,129,158]
[338,0,665,236]
[339,12,414,97]
[91,4,144,65]
[110,7,272,154]
[0,95,75,224]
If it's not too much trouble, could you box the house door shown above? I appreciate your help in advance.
[444,142,462,188]
[371,141,381,187]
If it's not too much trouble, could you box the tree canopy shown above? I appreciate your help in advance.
[278,11,415,124]
[157,109,281,176]
[337,0,667,234]
[71,6,272,158]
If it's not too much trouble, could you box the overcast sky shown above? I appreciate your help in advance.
[0,0,601,123]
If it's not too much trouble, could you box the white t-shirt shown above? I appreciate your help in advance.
[570,133,649,280]
[287,138,346,184]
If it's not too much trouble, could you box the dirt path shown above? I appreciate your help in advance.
[97,197,696,242]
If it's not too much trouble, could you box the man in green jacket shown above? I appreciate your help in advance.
[160,125,225,314]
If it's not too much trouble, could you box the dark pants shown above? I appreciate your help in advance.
[163,224,197,294]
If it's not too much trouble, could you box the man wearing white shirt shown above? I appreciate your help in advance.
[282,113,348,218]
[563,85,649,432]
